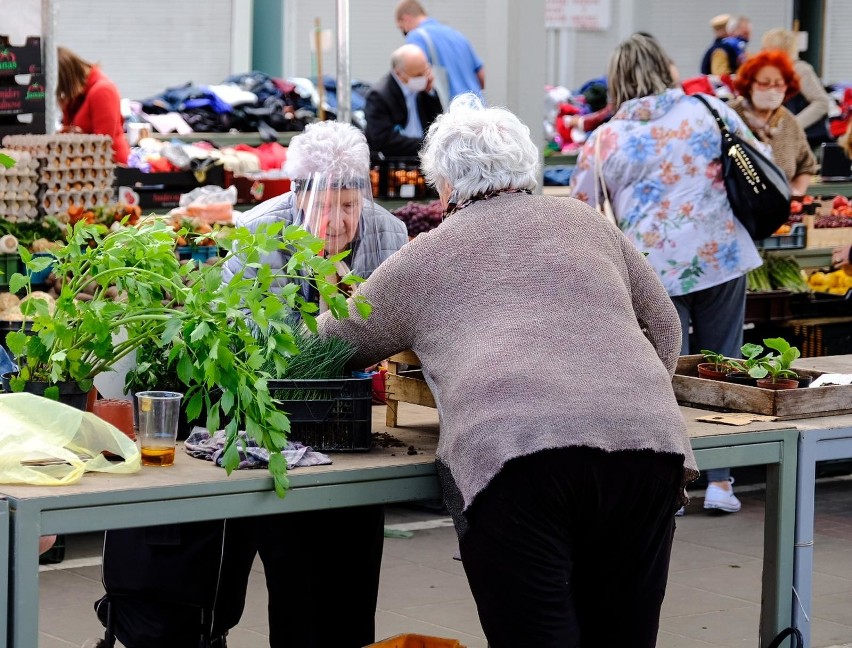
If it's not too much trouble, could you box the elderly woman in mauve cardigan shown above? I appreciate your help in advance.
[318,95,698,648]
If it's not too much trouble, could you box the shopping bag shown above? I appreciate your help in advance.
[0,392,140,486]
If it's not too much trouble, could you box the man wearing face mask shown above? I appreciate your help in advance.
[365,44,443,160]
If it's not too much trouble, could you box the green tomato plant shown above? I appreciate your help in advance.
[747,337,801,383]
[5,218,370,496]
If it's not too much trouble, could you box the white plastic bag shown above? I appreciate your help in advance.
[0,393,140,486]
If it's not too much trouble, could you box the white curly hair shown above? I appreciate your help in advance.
[420,94,539,204]
[283,120,370,188]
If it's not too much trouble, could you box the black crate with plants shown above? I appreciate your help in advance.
[265,326,373,451]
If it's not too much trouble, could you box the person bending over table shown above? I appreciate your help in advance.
[317,95,698,648]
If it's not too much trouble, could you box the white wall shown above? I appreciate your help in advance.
[52,0,251,101]
[824,0,852,83]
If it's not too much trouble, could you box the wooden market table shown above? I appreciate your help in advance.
[785,354,852,647]
[0,399,807,647]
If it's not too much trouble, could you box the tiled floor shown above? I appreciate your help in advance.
[37,478,852,647]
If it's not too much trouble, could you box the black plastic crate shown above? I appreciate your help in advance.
[268,377,373,451]
[756,223,806,250]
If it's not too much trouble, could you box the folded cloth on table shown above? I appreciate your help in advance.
[184,427,332,469]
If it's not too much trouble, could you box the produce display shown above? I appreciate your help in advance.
[807,269,852,295]
[2,134,115,217]
[0,148,38,222]
[747,255,809,293]
[392,200,443,236]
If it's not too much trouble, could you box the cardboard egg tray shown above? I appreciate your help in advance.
[0,148,39,221]
[1,134,116,217]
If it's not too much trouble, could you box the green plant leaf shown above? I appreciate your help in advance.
[185,392,203,422]
[0,152,15,169]
[44,385,60,401]
[9,273,28,294]
[354,298,372,319]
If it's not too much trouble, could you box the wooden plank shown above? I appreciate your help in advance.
[388,350,421,366]
[386,374,436,409]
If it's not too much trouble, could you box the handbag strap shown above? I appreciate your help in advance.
[414,27,441,67]
[593,131,612,211]
[693,93,735,144]
[765,627,803,648]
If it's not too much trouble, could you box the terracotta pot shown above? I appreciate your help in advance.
[725,372,757,387]
[757,378,800,390]
[697,363,729,381]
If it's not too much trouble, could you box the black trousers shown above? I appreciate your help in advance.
[214,505,385,648]
[459,447,682,648]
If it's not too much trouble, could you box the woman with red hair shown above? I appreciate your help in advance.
[730,50,817,194]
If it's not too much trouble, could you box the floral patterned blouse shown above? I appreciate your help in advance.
[570,89,763,297]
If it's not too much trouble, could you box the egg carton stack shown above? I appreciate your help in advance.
[1,134,115,216]
[0,148,39,222]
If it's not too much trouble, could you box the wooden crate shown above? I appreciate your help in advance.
[673,355,852,419]
[804,215,852,250]
[385,350,436,427]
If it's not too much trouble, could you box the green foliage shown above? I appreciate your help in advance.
[755,337,800,382]
[727,343,765,376]
[5,218,369,495]
[699,349,733,372]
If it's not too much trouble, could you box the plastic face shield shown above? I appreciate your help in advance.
[293,171,380,281]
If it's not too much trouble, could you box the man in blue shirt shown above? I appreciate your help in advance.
[395,0,485,104]
[365,44,443,159]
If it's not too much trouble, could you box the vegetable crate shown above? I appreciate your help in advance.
[673,354,852,419]
[803,215,852,250]
[176,245,219,263]
[0,253,20,288]
[756,224,806,250]
[744,290,793,324]
[268,377,373,451]
[367,634,466,648]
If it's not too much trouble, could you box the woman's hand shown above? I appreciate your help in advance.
[832,244,852,275]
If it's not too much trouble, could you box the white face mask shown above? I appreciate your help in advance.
[406,76,428,93]
[751,88,785,111]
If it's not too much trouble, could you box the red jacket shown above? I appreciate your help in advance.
[62,66,129,164]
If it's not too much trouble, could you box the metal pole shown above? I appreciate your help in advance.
[335,0,351,124]
[42,0,57,133]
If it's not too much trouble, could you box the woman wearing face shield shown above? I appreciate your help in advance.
[728,50,818,196]
[216,121,408,648]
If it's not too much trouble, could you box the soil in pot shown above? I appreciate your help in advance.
[697,363,730,381]
[756,378,800,390]
[725,372,758,387]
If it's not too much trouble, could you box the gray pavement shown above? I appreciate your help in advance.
[37,477,852,647]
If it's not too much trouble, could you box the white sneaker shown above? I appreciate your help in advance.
[675,506,685,516]
[703,478,742,513]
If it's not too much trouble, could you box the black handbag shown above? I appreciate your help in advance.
[693,94,791,240]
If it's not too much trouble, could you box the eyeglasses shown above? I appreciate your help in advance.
[753,80,787,90]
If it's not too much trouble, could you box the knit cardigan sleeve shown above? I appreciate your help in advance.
[316,241,418,368]
[794,61,831,131]
[617,233,682,376]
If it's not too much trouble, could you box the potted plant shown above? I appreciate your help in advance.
[749,337,801,390]
[4,217,369,495]
[697,349,734,380]
[725,343,764,386]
